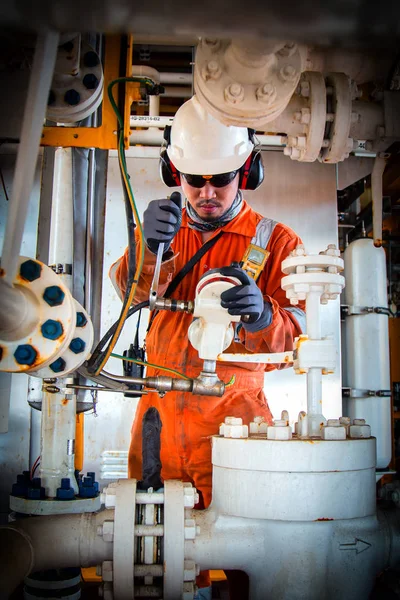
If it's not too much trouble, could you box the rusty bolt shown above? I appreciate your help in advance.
[41,319,64,340]
[299,80,310,97]
[256,83,276,104]
[43,286,65,307]
[14,344,37,366]
[20,260,42,282]
[202,60,222,81]
[279,65,297,83]
[76,312,88,327]
[69,337,86,354]
[49,357,66,373]
[224,83,244,104]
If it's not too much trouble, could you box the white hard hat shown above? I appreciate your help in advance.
[167,95,254,175]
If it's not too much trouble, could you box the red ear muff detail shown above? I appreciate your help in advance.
[159,149,181,187]
[239,151,264,191]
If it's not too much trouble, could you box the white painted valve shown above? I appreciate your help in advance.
[188,271,241,361]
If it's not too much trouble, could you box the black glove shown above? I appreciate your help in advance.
[220,265,273,331]
[143,191,182,255]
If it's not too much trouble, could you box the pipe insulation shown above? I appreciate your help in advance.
[0,510,114,597]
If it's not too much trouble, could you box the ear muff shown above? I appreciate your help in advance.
[238,129,265,191]
[159,125,181,187]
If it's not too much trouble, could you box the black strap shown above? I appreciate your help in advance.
[164,230,224,298]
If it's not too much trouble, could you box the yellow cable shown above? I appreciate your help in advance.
[111,352,190,380]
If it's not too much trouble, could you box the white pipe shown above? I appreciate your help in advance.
[129,127,285,148]
[1,31,59,287]
[371,153,388,247]
[160,72,192,85]
[132,65,160,83]
[49,147,74,268]
[0,283,39,339]
[161,86,192,98]
[39,384,79,497]
[306,289,322,340]
[0,510,114,595]
[305,289,323,431]
[149,94,160,117]
[217,351,293,364]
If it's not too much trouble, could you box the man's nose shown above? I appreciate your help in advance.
[199,183,217,200]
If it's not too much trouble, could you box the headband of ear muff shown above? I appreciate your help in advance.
[159,125,264,190]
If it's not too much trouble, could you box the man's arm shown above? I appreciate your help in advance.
[109,194,181,303]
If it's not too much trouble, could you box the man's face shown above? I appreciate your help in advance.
[180,172,240,222]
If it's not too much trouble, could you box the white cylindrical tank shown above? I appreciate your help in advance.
[343,238,391,468]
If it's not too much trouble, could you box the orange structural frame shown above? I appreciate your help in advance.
[41,35,140,151]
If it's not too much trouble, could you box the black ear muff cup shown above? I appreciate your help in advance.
[159,125,181,187]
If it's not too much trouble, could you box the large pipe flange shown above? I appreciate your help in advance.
[319,72,354,163]
[194,38,305,128]
[0,257,76,373]
[284,71,327,162]
[30,300,94,378]
[46,38,103,124]
[281,244,345,305]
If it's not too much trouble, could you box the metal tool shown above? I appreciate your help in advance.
[149,192,182,310]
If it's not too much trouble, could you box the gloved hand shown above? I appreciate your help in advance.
[219,265,273,331]
[143,191,182,255]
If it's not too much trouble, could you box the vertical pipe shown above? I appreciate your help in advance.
[84,147,96,313]
[149,94,160,116]
[1,32,59,286]
[305,288,324,434]
[39,382,78,497]
[371,153,389,248]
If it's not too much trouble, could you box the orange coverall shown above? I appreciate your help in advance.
[112,199,304,508]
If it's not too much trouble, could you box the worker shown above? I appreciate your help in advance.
[110,95,305,599]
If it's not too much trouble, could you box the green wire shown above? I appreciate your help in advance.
[111,352,191,380]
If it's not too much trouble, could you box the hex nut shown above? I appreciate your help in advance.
[43,285,65,307]
[184,560,197,581]
[219,417,248,438]
[256,83,276,104]
[267,424,292,440]
[299,80,310,97]
[102,521,115,543]
[83,73,99,90]
[224,83,244,104]
[41,319,64,340]
[183,482,200,508]
[14,344,37,366]
[76,311,88,327]
[249,416,268,435]
[64,89,81,106]
[321,424,346,440]
[279,65,297,83]
[49,357,67,373]
[20,259,42,282]
[184,519,199,540]
[84,51,100,68]
[102,561,113,582]
[69,337,86,354]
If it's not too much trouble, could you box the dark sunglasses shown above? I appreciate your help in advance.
[182,170,238,188]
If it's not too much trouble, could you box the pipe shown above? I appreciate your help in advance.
[129,128,286,148]
[149,94,160,117]
[39,384,79,496]
[159,72,192,85]
[161,85,192,98]
[132,65,160,84]
[1,31,59,286]
[371,153,389,248]
[0,282,39,338]
[0,510,114,596]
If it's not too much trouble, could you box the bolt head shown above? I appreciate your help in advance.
[280,65,297,82]
[83,73,99,90]
[299,80,310,97]
[300,108,311,125]
[41,319,64,340]
[203,38,220,50]
[202,60,222,81]
[69,337,86,354]
[49,357,66,373]
[64,89,81,106]
[256,82,276,104]
[20,259,42,282]
[14,344,37,366]
[43,285,65,307]
[224,83,244,103]
[76,311,88,327]
[84,51,100,68]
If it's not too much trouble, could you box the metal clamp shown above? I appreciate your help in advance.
[341,305,392,317]
[342,387,391,398]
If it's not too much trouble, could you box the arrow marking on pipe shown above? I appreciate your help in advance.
[339,539,371,554]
